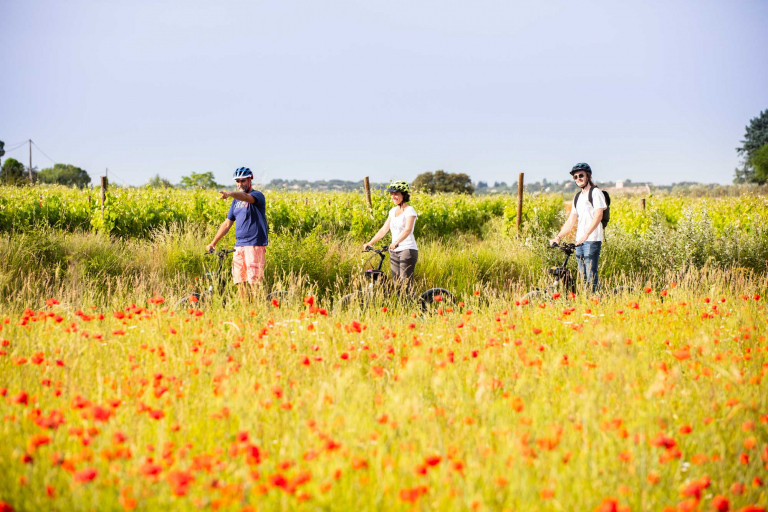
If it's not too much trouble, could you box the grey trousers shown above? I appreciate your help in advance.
[390,249,418,281]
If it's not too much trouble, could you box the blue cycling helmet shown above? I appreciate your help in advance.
[233,167,253,180]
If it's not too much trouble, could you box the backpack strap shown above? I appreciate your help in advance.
[575,188,597,208]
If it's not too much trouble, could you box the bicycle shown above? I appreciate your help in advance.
[175,247,289,308]
[335,246,454,313]
[521,242,633,304]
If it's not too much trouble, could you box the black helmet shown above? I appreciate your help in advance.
[570,163,592,176]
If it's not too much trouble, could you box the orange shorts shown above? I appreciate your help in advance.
[232,246,266,284]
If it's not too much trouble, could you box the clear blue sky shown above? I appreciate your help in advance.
[1,0,766,186]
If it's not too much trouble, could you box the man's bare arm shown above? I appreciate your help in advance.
[219,190,255,203]
[206,219,234,252]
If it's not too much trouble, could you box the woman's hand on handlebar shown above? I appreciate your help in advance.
[205,243,216,253]
[363,241,374,251]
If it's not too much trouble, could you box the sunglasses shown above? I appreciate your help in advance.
[573,173,587,180]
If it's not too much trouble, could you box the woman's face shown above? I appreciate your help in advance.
[390,191,403,205]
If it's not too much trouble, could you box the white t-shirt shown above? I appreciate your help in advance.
[388,206,418,252]
[572,187,607,242]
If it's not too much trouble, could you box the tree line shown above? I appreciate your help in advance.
[3,108,765,191]
[0,158,91,187]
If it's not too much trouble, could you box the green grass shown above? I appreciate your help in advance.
[0,280,766,511]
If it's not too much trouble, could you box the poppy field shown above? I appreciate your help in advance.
[1,282,767,512]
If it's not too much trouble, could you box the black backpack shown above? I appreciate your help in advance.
[573,187,610,228]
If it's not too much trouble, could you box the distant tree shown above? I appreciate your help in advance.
[39,163,91,187]
[0,157,28,185]
[412,170,474,195]
[179,171,221,189]
[476,181,488,189]
[0,140,5,174]
[735,109,768,184]
[493,181,508,188]
[147,174,173,188]
[749,143,768,185]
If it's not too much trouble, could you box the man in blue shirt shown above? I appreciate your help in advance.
[206,167,268,294]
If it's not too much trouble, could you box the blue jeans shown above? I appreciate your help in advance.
[575,241,601,293]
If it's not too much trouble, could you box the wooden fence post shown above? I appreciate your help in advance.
[364,176,373,213]
[517,173,524,232]
[641,198,646,211]
[100,176,108,218]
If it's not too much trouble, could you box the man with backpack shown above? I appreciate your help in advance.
[550,163,609,293]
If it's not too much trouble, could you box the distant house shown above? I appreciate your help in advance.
[603,180,651,195]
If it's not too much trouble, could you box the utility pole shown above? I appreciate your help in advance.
[517,173,524,232]
[29,139,33,182]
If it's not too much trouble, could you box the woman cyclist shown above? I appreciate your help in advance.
[363,181,418,286]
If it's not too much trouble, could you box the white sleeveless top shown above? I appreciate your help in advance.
[388,206,418,252]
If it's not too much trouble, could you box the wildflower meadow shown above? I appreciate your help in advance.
[1,187,767,512]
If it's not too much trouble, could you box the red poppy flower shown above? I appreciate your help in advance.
[139,462,163,477]
[167,470,194,496]
[680,475,710,499]
[594,497,619,512]
[711,495,729,512]
[73,467,97,484]
[12,391,29,405]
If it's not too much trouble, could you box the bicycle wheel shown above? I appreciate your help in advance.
[419,288,454,313]
[520,289,549,305]
[266,290,292,306]
[610,286,635,297]
[334,290,371,313]
[175,291,206,310]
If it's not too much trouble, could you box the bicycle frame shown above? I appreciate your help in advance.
[195,249,235,299]
[363,247,389,286]
[547,243,577,295]
[336,246,454,313]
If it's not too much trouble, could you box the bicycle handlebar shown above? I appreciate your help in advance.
[549,242,581,251]
[364,246,390,254]
[207,248,236,256]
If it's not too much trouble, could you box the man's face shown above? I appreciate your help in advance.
[235,177,252,192]
[572,172,588,187]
